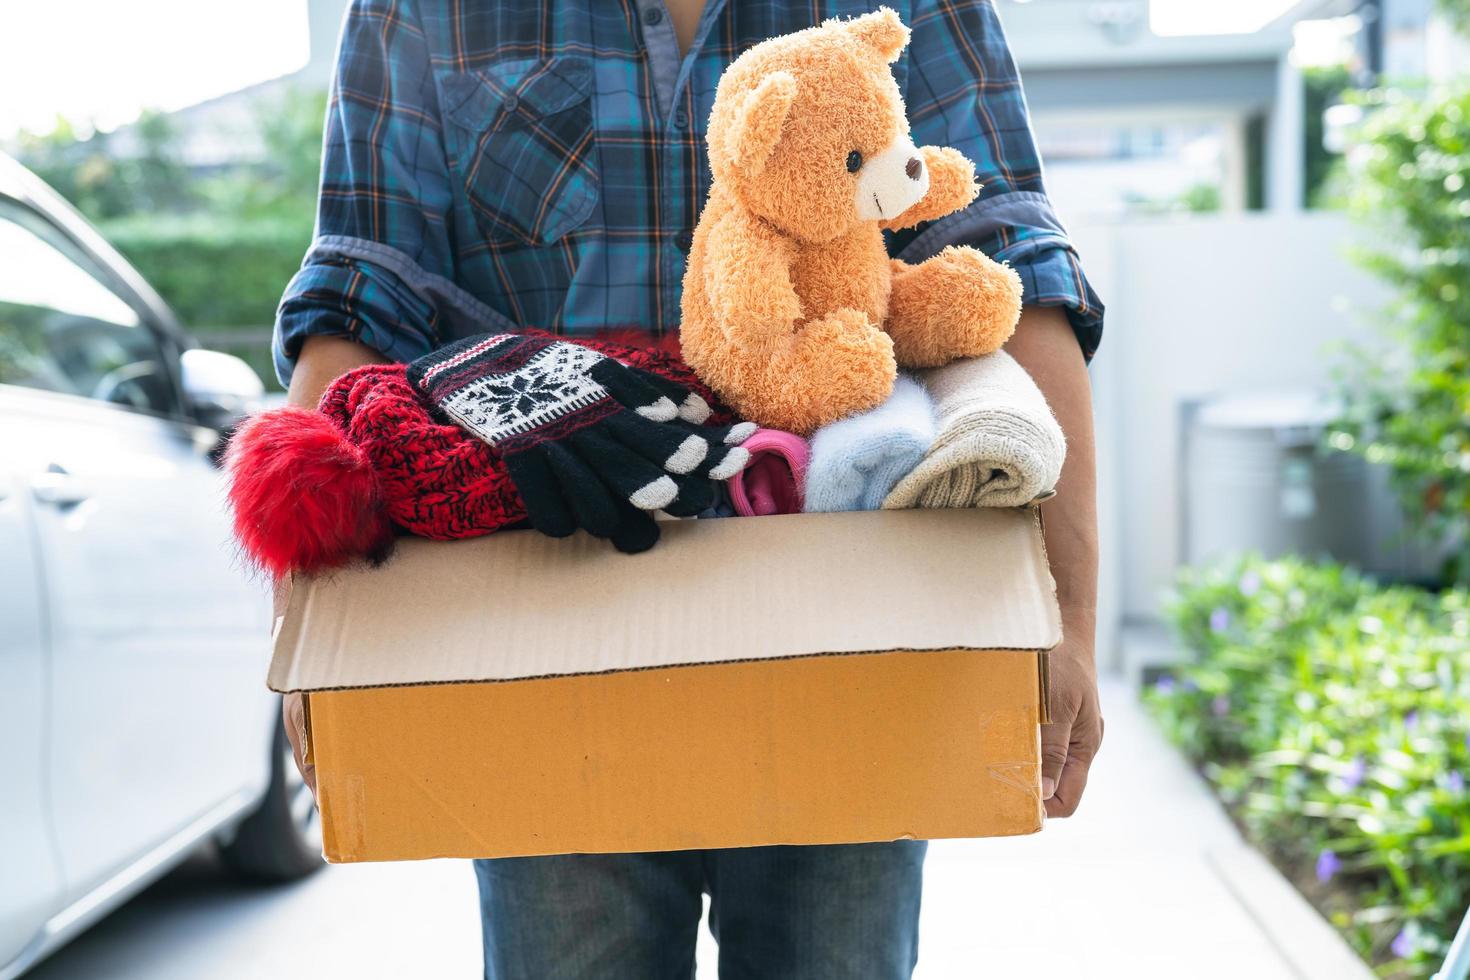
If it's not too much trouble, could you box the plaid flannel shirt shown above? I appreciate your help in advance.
[273,0,1104,385]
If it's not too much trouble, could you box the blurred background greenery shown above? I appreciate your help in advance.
[1149,9,1470,970]
[12,88,325,386]
[4,3,1468,973]
[1331,78,1470,587]
[1148,557,1469,977]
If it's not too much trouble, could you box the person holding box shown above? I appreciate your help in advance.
[273,1,1103,976]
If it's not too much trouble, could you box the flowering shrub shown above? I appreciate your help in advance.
[1146,555,1470,977]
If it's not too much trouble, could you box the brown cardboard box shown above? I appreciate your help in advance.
[269,508,1061,863]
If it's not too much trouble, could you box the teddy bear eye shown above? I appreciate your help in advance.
[846,150,863,174]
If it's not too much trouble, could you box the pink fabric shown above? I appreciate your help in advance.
[726,428,809,517]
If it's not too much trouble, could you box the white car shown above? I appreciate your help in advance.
[0,153,320,979]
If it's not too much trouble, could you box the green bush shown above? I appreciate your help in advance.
[1331,82,1470,583]
[101,213,310,328]
[1147,556,1470,978]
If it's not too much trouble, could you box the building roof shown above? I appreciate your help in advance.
[999,0,1302,71]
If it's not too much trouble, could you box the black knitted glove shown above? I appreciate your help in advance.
[408,333,754,552]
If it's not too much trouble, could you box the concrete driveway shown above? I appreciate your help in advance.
[26,677,1368,979]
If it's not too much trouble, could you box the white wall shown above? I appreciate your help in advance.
[1071,213,1391,664]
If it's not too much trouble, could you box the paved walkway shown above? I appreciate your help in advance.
[29,676,1367,979]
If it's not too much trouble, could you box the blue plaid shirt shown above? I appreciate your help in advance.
[273,0,1103,385]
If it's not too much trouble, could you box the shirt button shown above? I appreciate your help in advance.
[674,110,689,129]
[675,230,693,252]
[503,94,520,113]
[642,6,664,26]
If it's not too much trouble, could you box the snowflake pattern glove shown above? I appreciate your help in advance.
[407,333,755,552]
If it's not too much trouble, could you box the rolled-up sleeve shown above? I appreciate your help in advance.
[892,0,1104,360]
[273,0,456,384]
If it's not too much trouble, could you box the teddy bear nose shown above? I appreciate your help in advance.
[906,157,923,180]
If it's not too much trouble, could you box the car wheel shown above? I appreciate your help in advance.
[219,703,323,881]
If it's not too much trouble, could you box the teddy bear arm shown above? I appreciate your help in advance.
[880,146,980,231]
[704,212,804,348]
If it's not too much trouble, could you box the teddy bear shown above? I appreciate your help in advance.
[679,7,1024,436]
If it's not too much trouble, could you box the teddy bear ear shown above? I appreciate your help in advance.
[724,71,798,177]
[845,7,910,63]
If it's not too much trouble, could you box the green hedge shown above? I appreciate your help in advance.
[1146,557,1470,978]
[100,214,310,329]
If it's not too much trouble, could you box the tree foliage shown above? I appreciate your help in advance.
[12,87,326,362]
[16,110,199,220]
[193,86,327,226]
[1331,83,1470,583]
[1440,0,1470,35]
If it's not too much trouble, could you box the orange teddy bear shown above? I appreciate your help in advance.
[680,7,1024,436]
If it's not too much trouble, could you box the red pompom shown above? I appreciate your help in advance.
[225,407,393,578]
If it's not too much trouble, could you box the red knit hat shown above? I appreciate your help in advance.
[225,331,729,578]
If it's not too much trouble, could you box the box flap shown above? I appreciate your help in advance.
[269,508,1061,693]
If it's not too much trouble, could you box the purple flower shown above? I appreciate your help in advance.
[1391,927,1415,959]
[1404,710,1418,732]
[1209,607,1231,633]
[1315,849,1341,883]
[1448,771,1465,794]
[1238,569,1262,596]
[1335,756,1367,793]
[1154,676,1176,696]
[1212,695,1231,717]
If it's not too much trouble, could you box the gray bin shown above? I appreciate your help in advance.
[1183,390,1377,570]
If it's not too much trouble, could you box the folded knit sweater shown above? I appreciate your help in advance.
[883,351,1065,510]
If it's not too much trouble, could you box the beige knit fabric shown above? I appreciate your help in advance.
[882,351,1066,509]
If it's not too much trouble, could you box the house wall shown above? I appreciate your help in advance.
[1068,212,1393,664]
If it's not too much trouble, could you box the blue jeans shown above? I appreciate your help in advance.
[473,842,927,979]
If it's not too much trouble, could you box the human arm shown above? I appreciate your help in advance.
[891,0,1104,360]
[896,3,1105,811]
[1005,306,1101,816]
[276,337,390,797]
[269,0,451,793]
[271,0,456,388]
[895,0,1106,812]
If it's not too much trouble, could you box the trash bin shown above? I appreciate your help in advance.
[1183,390,1373,569]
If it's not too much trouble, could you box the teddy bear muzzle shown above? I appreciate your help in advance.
[855,135,930,221]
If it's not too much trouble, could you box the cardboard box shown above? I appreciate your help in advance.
[269,508,1061,863]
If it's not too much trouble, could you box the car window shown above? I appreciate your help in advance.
[0,201,178,416]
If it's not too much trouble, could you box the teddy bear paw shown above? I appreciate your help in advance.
[773,309,897,433]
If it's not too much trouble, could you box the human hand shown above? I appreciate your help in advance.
[274,577,317,801]
[1040,635,1104,818]
[283,692,316,800]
